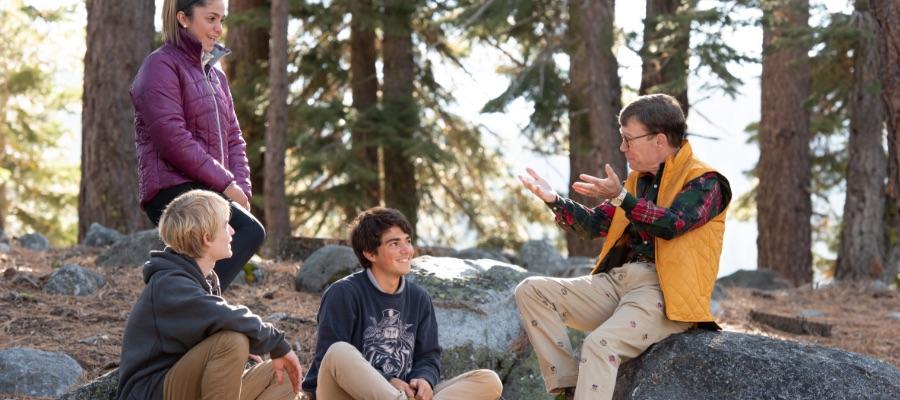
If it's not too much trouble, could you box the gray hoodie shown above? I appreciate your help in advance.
[116,249,290,400]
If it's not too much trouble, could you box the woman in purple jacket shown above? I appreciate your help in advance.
[131,0,264,291]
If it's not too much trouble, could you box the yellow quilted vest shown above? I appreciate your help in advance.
[591,141,726,322]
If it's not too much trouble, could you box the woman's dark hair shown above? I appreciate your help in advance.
[162,0,209,46]
[350,207,413,269]
[618,94,687,146]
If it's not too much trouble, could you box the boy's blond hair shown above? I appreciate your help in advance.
[159,190,231,259]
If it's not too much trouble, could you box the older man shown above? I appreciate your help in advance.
[516,94,731,400]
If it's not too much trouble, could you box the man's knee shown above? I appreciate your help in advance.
[514,276,542,303]
[471,369,503,397]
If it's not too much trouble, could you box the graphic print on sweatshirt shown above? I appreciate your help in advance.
[363,308,415,378]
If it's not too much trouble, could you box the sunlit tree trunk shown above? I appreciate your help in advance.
[872,0,900,284]
[565,0,625,257]
[836,1,887,282]
[80,0,154,239]
[264,0,290,257]
[757,0,812,286]
[351,0,381,211]
[224,0,269,221]
[382,0,420,232]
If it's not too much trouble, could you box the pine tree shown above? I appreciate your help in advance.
[757,0,813,286]
[79,0,155,239]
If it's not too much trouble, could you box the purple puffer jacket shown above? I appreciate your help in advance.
[131,28,251,208]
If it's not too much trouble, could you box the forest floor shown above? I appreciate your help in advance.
[1,245,898,399]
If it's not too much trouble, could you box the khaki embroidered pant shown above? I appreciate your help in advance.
[515,262,691,400]
[164,330,298,400]
[314,341,503,400]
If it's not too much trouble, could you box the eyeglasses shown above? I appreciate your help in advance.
[620,132,658,149]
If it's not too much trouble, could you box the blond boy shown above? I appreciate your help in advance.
[116,190,302,400]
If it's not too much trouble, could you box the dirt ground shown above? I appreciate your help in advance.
[1,245,898,399]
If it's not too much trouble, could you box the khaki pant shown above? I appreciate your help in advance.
[314,341,503,400]
[515,262,691,400]
[163,331,298,400]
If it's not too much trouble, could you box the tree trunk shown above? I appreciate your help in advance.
[565,0,625,257]
[757,0,812,286]
[382,0,420,232]
[79,0,154,239]
[224,0,269,221]
[351,0,381,211]
[836,3,887,282]
[264,0,290,258]
[640,0,691,116]
[872,0,900,284]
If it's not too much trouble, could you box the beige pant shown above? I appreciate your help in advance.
[163,330,298,400]
[314,341,503,400]
[515,262,691,400]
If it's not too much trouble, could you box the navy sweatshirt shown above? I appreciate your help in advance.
[301,270,441,395]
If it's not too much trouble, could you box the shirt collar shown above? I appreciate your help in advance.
[366,268,406,294]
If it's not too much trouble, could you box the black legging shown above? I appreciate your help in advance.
[144,182,266,291]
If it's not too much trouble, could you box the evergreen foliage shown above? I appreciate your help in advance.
[0,2,80,244]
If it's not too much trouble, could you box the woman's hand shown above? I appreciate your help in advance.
[518,168,558,203]
[224,182,251,210]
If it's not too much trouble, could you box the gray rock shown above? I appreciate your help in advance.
[798,309,825,319]
[712,284,728,301]
[518,240,566,276]
[455,247,511,263]
[716,269,791,291]
[96,229,164,267]
[888,311,900,320]
[18,233,50,251]
[407,256,538,400]
[558,256,596,278]
[43,264,106,296]
[57,369,118,400]
[0,243,9,253]
[0,348,82,397]
[294,245,361,292]
[613,330,900,400]
[83,223,124,247]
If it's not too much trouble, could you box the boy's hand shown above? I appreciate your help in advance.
[272,350,303,393]
[409,378,433,400]
[389,378,416,398]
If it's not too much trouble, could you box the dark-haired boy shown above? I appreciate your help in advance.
[302,207,503,400]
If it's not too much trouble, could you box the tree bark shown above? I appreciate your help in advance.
[382,0,420,232]
[565,0,625,257]
[264,0,290,258]
[224,0,269,221]
[79,0,155,239]
[640,0,691,116]
[872,0,900,284]
[757,0,812,286]
[836,2,887,282]
[351,0,381,211]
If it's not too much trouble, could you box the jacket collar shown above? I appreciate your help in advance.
[172,27,231,68]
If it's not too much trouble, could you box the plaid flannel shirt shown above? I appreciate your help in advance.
[547,163,730,261]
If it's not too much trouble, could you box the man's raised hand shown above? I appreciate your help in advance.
[571,164,622,200]
[518,168,558,203]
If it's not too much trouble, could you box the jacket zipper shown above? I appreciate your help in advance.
[203,63,226,165]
